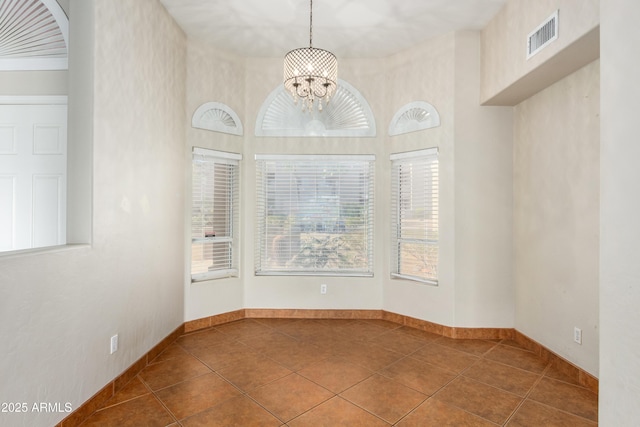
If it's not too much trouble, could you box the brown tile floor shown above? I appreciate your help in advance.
[80,319,598,426]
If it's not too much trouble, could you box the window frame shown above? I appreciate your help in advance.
[255,154,375,277]
[190,147,241,282]
[390,148,439,285]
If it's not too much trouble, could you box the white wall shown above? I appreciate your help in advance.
[481,0,599,104]
[181,32,514,330]
[57,0,69,13]
[0,71,68,96]
[453,32,514,328]
[382,34,457,325]
[382,32,514,329]
[478,0,601,378]
[240,57,387,311]
[66,0,92,245]
[183,41,246,321]
[599,0,640,424]
[513,60,600,376]
[0,0,90,245]
[0,0,616,424]
[0,1,186,426]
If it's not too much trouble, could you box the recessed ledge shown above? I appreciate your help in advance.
[0,243,91,260]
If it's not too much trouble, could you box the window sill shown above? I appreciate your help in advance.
[256,271,374,278]
[391,273,438,286]
[191,269,239,283]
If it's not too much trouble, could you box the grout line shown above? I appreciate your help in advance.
[150,390,179,425]
[98,377,154,411]
[517,397,599,425]
[500,361,550,425]
[334,394,397,426]
[73,317,598,426]
[522,363,598,422]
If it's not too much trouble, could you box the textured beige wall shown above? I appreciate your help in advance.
[184,41,246,321]
[183,32,514,330]
[240,56,388,312]
[0,1,187,426]
[382,32,514,329]
[0,71,68,96]
[599,0,640,422]
[514,60,600,376]
[66,0,93,244]
[57,0,69,14]
[91,0,186,387]
[0,1,612,424]
[481,0,599,104]
[382,34,457,325]
[453,31,514,328]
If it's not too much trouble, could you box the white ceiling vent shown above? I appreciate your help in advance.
[527,10,559,59]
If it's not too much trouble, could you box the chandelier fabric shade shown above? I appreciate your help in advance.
[283,0,337,112]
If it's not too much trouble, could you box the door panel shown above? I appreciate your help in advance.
[0,103,67,251]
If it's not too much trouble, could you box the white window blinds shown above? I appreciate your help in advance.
[191,148,241,281]
[391,148,439,284]
[255,154,375,276]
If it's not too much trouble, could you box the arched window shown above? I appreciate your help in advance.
[388,101,440,136]
[255,79,376,138]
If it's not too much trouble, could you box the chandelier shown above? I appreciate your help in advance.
[283,0,337,112]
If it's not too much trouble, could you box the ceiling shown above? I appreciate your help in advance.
[159,0,507,59]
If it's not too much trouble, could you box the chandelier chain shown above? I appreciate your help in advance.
[309,0,313,48]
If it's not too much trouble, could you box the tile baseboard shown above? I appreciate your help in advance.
[380,310,515,340]
[59,309,598,426]
[245,308,383,320]
[56,324,184,427]
[191,309,597,393]
[513,329,599,394]
[184,309,246,333]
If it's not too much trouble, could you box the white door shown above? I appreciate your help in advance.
[0,101,67,251]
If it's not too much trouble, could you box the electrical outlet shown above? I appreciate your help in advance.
[110,334,119,354]
[320,284,327,294]
[573,327,582,345]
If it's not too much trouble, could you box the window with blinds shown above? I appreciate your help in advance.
[191,148,241,282]
[255,154,375,276]
[391,148,439,284]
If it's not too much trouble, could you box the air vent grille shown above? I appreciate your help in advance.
[527,10,559,59]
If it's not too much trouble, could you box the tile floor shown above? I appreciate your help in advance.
[79,318,598,426]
